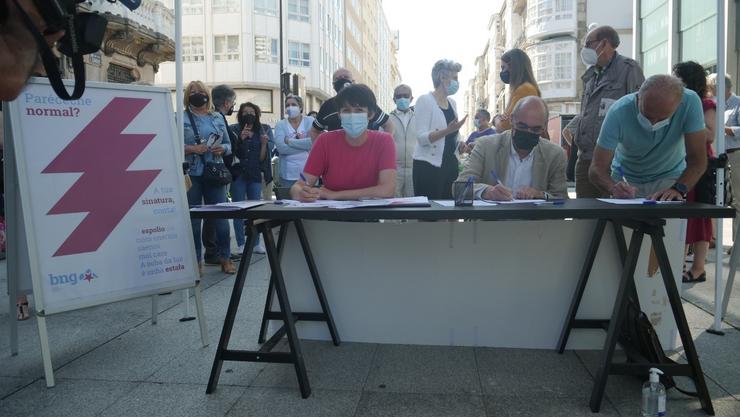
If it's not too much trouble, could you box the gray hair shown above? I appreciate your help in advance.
[707,73,733,91]
[285,94,304,110]
[511,96,549,125]
[393,84,413,95]
[211,84,236,108]
[431,59,462,88]
[639,75,684,100]
[592,25,620,48]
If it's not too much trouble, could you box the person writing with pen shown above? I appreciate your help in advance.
[589,75,707,200]
[290,84,397,202]
[455,96,568,201]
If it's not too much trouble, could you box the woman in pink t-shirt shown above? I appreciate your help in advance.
[291,84,397,202]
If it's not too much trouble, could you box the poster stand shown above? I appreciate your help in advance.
[4,80,208,387]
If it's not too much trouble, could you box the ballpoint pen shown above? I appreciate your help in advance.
[616,166,629,185]
[490,170,501,185]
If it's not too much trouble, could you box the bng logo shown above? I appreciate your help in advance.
[49,269,98,287]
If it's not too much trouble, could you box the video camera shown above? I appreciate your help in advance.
[9,0,142,100]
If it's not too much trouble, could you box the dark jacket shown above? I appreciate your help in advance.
[229,123,274,183]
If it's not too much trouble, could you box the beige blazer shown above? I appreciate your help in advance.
[455,130,569,199]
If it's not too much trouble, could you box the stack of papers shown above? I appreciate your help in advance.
[190,200,266,211]
[275,196,430,209]
[597,198,684,205]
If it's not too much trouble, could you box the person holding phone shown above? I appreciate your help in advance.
[229,102,269,254]
[183,80,235,275]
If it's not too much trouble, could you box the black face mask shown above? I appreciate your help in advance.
[225,106,234,116]
[512,129,540,151]
[243,114,257,126]
[189,93,208,108]
[500,70,510,84]
[333,79,352,93]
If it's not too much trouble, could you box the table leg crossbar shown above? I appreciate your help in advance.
[558,219,715,415]
[207,219,340,399]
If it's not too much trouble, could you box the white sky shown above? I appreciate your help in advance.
[383,0,505,110]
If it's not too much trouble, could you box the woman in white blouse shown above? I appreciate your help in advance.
[413,59,468,199]
[274,94,315,188]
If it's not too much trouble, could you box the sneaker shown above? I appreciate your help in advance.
[254,242,266,254]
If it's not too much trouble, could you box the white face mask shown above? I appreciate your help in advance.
[580,47,599,67]
[286,105,301,118]
[637,111,671,131]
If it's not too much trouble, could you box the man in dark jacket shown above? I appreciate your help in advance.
[566,25,645,198]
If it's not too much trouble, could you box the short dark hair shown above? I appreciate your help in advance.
[335,84,377,113]
[673,61,708,98]
[593,26,620,48]
[476,109,491,121]
[211,84,235,108]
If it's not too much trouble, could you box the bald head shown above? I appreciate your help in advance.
[333,68,353,83]
[638,75,684,124]
[511,96,549,128]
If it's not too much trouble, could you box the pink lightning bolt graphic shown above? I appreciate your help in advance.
[43,97,161,257]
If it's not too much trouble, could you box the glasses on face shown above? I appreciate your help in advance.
[513,121,545,134]
[584,38,600,48]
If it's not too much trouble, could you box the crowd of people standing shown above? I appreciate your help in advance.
[181,24,740,285]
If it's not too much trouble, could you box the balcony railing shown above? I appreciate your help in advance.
[525,0,578,41]
[83,0,174,39]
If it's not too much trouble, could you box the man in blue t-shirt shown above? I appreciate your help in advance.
[589,74,707,200]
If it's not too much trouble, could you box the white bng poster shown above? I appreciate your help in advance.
[8,79,198,315]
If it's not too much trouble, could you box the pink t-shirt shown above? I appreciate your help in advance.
[304,129,396,191]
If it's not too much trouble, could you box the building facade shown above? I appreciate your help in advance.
[464,0,634,135]
[633,0,739,85]
[155,0,345,126]
[343,0,400,113]
[71,1,175,85]
[155,0,399,126]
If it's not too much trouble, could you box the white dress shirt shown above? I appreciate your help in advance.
[504,141,535,192]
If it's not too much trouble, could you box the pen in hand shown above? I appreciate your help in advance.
[490,170,502,186]
[616,166,629,185]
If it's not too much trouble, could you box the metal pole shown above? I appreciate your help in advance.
[711,0,727,335]
[279,0,285,118]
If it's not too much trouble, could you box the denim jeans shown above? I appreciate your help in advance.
[187,176,231,261]
[230,175,262,247]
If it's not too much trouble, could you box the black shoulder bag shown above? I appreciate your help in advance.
[187,110,232,186]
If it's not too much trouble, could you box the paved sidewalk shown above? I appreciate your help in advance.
[1,254,739,417]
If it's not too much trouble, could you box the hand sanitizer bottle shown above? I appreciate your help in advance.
[641,368,667,417]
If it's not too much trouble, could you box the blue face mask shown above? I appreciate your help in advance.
[637,111,671,131]
[340,112,368,138]
[395,97,411,111]
[447,79,459,96]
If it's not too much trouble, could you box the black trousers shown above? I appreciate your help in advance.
[202,220,218,258]
[413,158,458,200]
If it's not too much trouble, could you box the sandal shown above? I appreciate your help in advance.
[16,302,30,321]
[682,270,707,283]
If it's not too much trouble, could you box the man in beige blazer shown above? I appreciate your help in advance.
[455,96,568,201]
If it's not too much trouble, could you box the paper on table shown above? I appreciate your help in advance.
[597,198,684,205]
[433,200,498,207]
[497,199,546,204]
[190,200,266,211]
[276,197,430,209]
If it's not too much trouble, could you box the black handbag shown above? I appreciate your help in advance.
[695,155,727,204]
[187,110,232,186]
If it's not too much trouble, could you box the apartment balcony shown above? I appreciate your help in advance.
[525,38,577,100]
[82,0,175,70]
[525,0,578,41]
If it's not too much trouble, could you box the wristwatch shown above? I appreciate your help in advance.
[671,182,689,198]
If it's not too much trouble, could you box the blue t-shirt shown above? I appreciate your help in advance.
[596,88,705,184]
[466,127,496,144]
